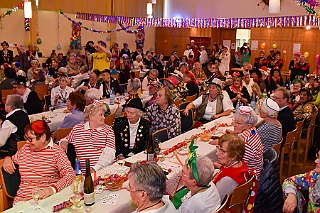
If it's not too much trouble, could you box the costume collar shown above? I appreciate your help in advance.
[84,121,103,131]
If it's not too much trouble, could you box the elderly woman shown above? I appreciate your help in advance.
[71,65,89,88]
[66,55,80,76]
[225,106,263,179]
[3,120,75,204]
[60,101,115,172]
[257,98,282,152]
[59,92,86,128]
[100,69,120,98]
[51,75,74,109]
[145,81,163,108]
[142,69,159,92]
[113,98,150,158]
[192,62,206,80]
[146,87,181,139]
[128,161,177,212]
[27,59,45,84]
[84,88,111,116]
[289,78,303,110]
[132,55,144,70]
[176,155,221,212]
[282,151,320,213]
[242,70,262,98]
[0,94,30,158]
[183,71,199,97]
[184,78,232,124]
[164,71,188,101]
[226,71,251,108]
[127,78,141,99]
[76,70,101,95]
[212,134,249,201]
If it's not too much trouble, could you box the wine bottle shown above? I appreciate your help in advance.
[73,158,84,194]
[84,159,95,206]
[146,128,155,161]
[154,135,160,158]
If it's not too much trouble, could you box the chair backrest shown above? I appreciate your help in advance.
[228,175,255,213]
[111,74,119,80]
[295,119,304,139]
[152,128,169,143]
[186,94,197,102]
[272,138,283,156]
[180,109,194,133]
[119,83,128,94]
[0,160,20,198]
[134,70,140,78]
[174,99,182,108]
[34,84,49,97]
[56,127,73,142]
[1,89,15,100]
[17,141,26,151]
[215,194,230,213]
[104,105,119,126]
[179,101,190,110]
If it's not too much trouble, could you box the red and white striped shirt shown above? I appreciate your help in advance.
[12,140,75,204]
[239,128,264,179]
[65,122,115,172]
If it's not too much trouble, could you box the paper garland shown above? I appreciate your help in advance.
[59,10,143,34]
[75,12,320,28]
[0,7,19,20]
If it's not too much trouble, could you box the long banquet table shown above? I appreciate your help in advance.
[5,114,262,213]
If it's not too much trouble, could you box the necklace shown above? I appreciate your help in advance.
[192,185,211,196]
[138,200,163,212]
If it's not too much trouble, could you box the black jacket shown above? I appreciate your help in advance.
[278,106,295,145]
[24,91,43,115]
[0,49,14,65]
[254,148,284,213]
[113,117,150,158]
[101,78,120,98]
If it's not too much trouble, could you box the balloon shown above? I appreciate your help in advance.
[36,38,42,44]
[164,40,168,44]
[57,44,61,50]
[272,44,277,49]
[34,46,39,52]
[106,35,110,41]
[260,42,266,49]
[282,50,287,54]
[304,52,309,58]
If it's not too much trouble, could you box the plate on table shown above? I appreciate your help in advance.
[199,134,211,142]
[21,205,51,213]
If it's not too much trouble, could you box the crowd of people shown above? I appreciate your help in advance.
[0,39,320,213]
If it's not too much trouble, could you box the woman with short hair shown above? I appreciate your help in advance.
[142,69,158,92]
[213,134,249,201]
[226,71,251,108]
[113,98,150,158]
[66,55,80,76]
[27,59,45,83]
[257,98,282,152]
[3,120,75,204]
[59,92,86,128]
[60,101,115,172]
[127,78,141,99]
[50,75,74,109]
[146,87,181,139]
[100,69,120,98]
[128,161,177,212]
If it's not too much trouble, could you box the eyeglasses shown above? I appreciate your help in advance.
[127,185,145,193]
[272,96,284,100]
[216,146,229,154]
[24,134,37,142]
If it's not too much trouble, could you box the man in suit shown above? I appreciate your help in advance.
[273,87,296,146]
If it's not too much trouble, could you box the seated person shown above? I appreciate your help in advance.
[76,70,101,96]
[0,67,16,100]
[110,58,118,75]
[2,120,75,204]
[257,98,282,152]
[128,161,177,213]
[145,81,163,108]
[132,55,144,70]
[48,58,59,79]
[265,67,284,93]
[146,87,181,139]
[100,69,120,98]
[183,71,199,97]
[141,69,159,92]
[12,76,42,115]
[163,71,188,101]
[212,134,249,201]
[226,71,251,108]
[71,65,89,88]
[50,75,74,109]
[60,100,115,172]
[282,151,320,213]
[289,77,303,110]
[84,88,111,116]
[183,78,232,124]
[113,98,150,158]
[174,142,220,212]
[0,94,30,158]
[27,59,45,85]
[66,55,80,76]
[242,70,262,98]
[127,78,141,99]
[59,92,86,129]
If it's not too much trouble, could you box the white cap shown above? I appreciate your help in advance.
[263,98,280,113]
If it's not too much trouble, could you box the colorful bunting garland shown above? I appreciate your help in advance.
[75,12,320,28]
[59,10,143,34]
[0,7,19,20]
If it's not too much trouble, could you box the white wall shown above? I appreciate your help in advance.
[0,9,155,58]
[164,0,307,18]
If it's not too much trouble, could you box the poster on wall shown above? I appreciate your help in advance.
[223,40,231,51]
[293,43,301,54]
[251,40,258,50]
[231,43,236,50]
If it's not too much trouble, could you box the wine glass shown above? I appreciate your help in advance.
[32,187,40,204]
[123,89,128,99]
[70,193,82,211]
[117,154,125,166]
[49,106,55,118]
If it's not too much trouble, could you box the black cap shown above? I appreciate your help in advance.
[13,75,27,86]
[122,98,146,112]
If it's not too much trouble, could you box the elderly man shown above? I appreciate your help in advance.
[12,76,42,115]
[0,94,30,158]
[273,87,296,144]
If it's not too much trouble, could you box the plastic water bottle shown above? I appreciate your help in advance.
[235,100,240,113]
[262,89,267,99]
[250,94,256,110]
[110,87,115,105]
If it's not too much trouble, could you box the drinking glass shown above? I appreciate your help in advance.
[49,106,55,118]
[32,187,40,204]
[70,193,82,211]
[117,154,125,166]
[123,89,128,99]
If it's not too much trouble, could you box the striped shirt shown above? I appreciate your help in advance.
[65,122,116,172]
[257,123,282,152]
[12,140,75,204]
[239,128,264,179]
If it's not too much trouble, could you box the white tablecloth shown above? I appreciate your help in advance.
[5,114,262,213]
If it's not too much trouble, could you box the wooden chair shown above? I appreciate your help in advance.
[111,74,119,81]
[215,194,230,213]
[174,99,182,108]
[272,138,283,157]
[56,127,73,142]
[152,128,169,142]
[180,109,194,133]
[185,94,197,102]
[293,119,304,166]
[134,70,140,78]
[301,113,318,165]
[279,131,296,183]
[1,89,15,103]
[228,175,255,213]
[34,84,49,98]
[17,141,26,151]
[104,104,120,126]
[179,101,190,110]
